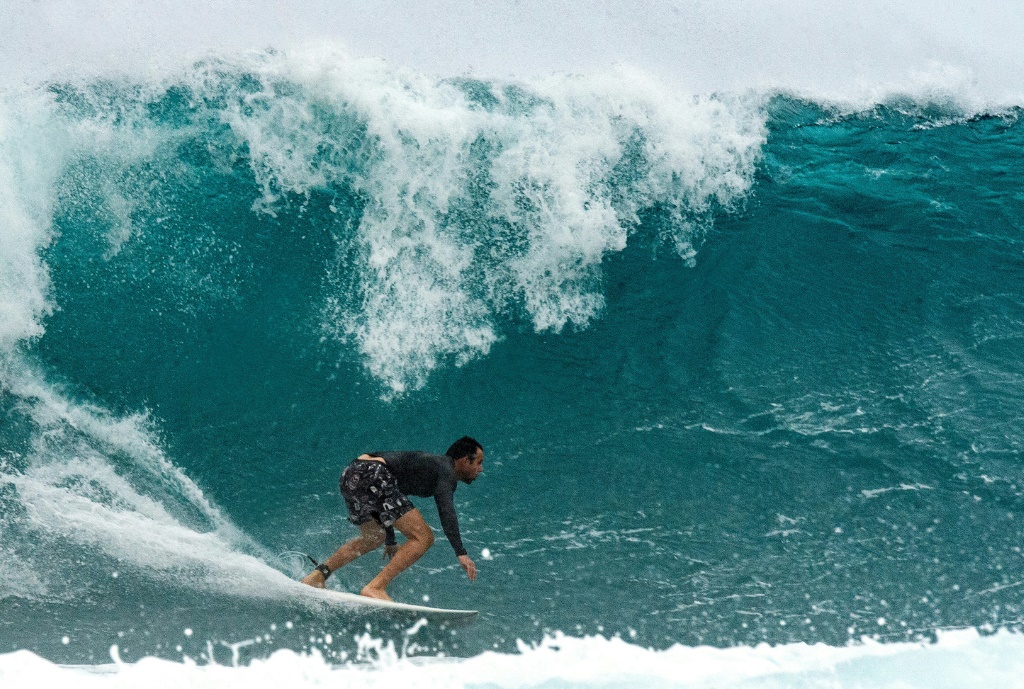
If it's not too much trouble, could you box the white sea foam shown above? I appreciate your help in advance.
[0,19,1011,397]
[1,42,763,395]
[0,80,168,351]
[0,628,1022,688]
[210,48,764,391]
[0,88,61,349]
[0,357,293,599]
[0,82,273,601]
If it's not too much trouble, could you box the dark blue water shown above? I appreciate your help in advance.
[2,54,1024,666]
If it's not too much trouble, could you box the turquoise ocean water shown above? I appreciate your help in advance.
[3,42,1024,686]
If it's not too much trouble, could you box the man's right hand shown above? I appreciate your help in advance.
[458,554,477,581]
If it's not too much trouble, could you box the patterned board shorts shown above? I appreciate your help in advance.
[339,459,414,528]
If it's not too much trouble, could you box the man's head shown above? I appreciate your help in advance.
[447,436,484,484]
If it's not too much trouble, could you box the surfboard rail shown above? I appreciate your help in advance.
[304,586,479,618]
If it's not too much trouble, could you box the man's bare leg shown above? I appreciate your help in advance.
[361,509,434,600]
[301,521,385,588]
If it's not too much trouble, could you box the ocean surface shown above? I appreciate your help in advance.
[3,29,1024,687]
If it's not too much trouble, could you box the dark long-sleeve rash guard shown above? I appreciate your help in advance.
[369,451,467,557]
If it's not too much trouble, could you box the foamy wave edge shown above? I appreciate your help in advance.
[2,628,1022,688]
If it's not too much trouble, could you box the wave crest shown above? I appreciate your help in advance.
[207,50,766,391]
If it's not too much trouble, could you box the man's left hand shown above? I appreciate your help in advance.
[383,544,401,561]
[458,554,477,581]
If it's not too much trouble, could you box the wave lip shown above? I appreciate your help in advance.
[3,46,766,394]
[224,50,766,392]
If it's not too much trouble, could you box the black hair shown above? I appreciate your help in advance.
[446,436,483,460]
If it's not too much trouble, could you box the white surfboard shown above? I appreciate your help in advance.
[304,586,478,620]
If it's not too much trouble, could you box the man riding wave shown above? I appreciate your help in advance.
[301,436,484,600]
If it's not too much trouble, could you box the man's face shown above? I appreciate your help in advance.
[455,448,484,484]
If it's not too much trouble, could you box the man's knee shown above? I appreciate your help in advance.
[395,509,434,548]
[404,524,434,549]
[407,519,434,548]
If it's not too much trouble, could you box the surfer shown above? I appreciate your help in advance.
[301,436,484,600]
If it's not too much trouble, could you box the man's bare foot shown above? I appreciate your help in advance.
[301,571,326,588]
[360,585,392,601]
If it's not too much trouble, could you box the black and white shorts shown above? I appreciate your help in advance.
[339,459,414,528]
